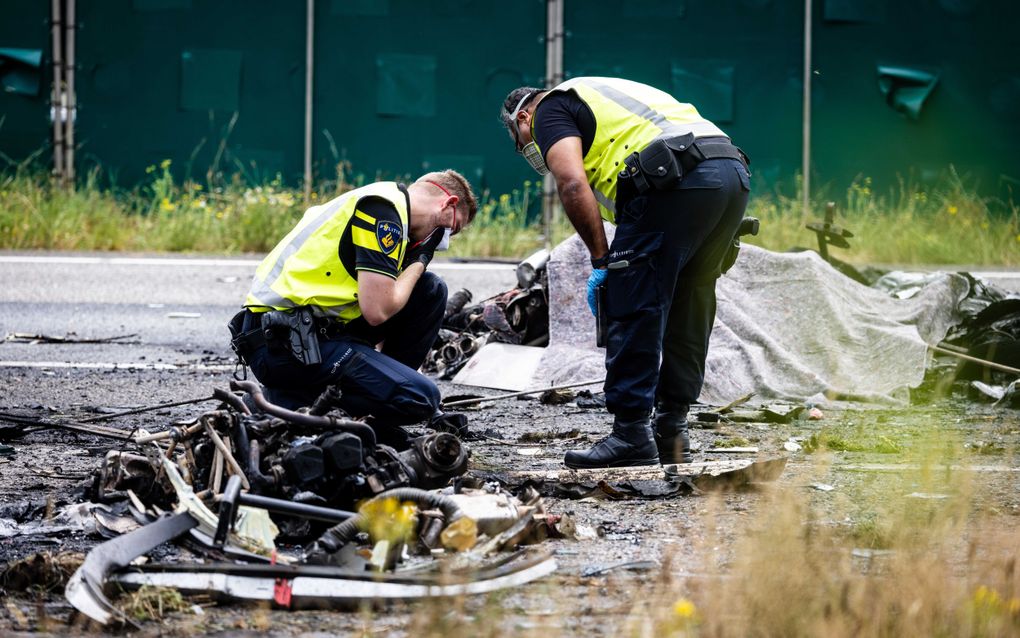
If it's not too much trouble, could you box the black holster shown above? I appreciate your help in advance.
[619,133,749,195]
[261,307,322,366]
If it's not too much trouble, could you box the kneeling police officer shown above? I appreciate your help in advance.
[230,170,477,448]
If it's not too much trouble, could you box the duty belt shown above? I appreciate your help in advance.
[619,133,749,195]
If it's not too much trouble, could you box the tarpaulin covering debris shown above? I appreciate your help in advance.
[534,233,971,405]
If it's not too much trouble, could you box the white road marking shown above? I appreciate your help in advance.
[0,360,234,371]
[0,255,515,271]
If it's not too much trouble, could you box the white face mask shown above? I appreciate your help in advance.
[521,142,550,176]
[436,227,452,252]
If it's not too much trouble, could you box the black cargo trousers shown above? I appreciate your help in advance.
[240,272,447,440]
[603,155,750,417]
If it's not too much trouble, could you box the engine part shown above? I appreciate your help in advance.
[516,248,550,289]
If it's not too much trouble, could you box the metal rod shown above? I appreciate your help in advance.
[79,396,215,423]
[50,0,64,182]
[64,0,76,182]
[303,0,315,203]
[0,412,132,440]
[930,345,1020,376]
[202,417,251,490]
[801,0,812,221]
[441,378,604,408]
[235,493,354,524]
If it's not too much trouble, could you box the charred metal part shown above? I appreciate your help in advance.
[213,387,251,416]
[230,379,377,448]
[214,475,354,548]
[516,248,550,289]
[65,511,199,627]
[446,288,473,316]
[405,432,469,488]
[110,549,556,610]
[806,202,853,262]
[79,395,216,423]
[0,411,134,441]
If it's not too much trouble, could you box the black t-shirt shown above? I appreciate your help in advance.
[338,187,409,280]
[531,90,597,159]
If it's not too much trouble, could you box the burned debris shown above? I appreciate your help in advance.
[39,379,559,626]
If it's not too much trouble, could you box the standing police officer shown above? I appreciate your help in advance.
[230,170,477,448]
[500,77,750,468]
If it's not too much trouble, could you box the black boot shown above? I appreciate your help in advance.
[653,402,693,464]
[563,414,660,469]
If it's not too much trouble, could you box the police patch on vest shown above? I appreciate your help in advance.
[375,221,402,255]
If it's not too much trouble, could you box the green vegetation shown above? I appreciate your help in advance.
[1,164,1017,263]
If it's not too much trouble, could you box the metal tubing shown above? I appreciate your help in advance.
[303,0,315,203]
[801,0,812,221]
[239,493,354,523]
[64,0,76,182]
[230,380,377,448]
[202,417,251,490]
[50,0,64,182]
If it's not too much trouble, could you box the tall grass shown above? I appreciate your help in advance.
[747,169,1020,266]
[2,164,1017,264]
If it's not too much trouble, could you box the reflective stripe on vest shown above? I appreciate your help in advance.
[542,77,726,223]
[244,182,409,321]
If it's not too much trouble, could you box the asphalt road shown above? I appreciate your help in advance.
[0,251,1016,376]
[0,253,518,372]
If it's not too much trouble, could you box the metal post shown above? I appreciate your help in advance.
[801,0,812,220]
[542,0,564,250]
[64,0,76,183]
[304,0,315,203]
[50,0,65,183]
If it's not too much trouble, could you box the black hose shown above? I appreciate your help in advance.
[229,379,376,448]
[213,387,251,416]
[314,487,465,552]
[247,440,276,491]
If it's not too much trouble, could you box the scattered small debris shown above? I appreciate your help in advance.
[517,448,542,456]
[807,407,824,420]
[905,492,950,500]
[784,440,802,452]
[575,390,606,410]
[4,332,139,344]
[165,312,201,319]
[706,447,759,454]
[810,483,835,492]
[539,388,575,405]
[0,551,84,592]
[581,560,659,578]
[519,429,582,443]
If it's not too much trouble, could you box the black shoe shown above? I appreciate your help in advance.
[563,415,660,469]
[428,411,470,438]
[653,402,693,464]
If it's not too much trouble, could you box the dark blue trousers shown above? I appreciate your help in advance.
[244,272,447,430]
[604,158,750,417]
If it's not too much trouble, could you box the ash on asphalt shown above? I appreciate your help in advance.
[1,367,1019,636]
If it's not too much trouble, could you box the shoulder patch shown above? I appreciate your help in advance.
[375,220,402,255]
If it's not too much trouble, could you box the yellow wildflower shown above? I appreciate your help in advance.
[947,205,958,215]
[672,597,697,619]
[160,159,172,170]
[159,197,175,212]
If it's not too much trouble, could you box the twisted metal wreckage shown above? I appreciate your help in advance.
[66,379,560,627]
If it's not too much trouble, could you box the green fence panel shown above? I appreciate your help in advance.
[563,0,805,188]
[0,1,51,167]
[311,0,545,198]
[75,0,305,186]
[813,0,1020,197]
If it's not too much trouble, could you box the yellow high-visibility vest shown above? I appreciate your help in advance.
[536,77,726,223]
[244,182,408,321]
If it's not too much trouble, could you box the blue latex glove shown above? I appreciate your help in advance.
[586,268,608,316]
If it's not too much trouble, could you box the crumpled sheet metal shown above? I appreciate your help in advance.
[536,236,970,406]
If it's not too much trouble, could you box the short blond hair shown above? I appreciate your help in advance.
[415,170,478,224]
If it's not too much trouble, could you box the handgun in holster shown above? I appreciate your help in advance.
[594,283,608,348]
[261,307,322,366]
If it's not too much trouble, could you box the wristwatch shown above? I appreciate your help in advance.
[590,254,609,269]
